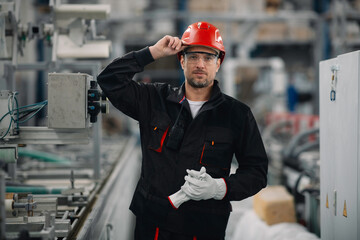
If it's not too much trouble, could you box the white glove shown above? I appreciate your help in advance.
[182,167,227,201]
[187,166,207,180]
[168,168,207,208]
[168,188,190,209]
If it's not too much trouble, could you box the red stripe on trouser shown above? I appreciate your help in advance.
[154,227,159,240]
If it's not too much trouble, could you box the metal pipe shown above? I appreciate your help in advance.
[18,148,71,165]
[282,128,319,159]
[104,10,318,23]
[6,186,63,194]
[15,61,101,71]
[62,210,69,220]
[293,141,320,159]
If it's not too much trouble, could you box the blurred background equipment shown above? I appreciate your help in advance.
[1,0,360,239]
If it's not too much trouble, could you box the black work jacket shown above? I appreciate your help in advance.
[97,47,268,238]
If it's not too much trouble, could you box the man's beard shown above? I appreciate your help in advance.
[187,77,211,88]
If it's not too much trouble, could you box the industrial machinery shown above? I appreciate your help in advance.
[0,1,126,239]
[0,73,107,144]
[1,138,139,240]
[0,0,111,62]
[262,112,320,236]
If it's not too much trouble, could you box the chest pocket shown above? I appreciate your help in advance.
[200,128,233,170]
[148,112,171,153]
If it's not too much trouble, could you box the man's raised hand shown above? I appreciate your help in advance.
[149,35,186,60]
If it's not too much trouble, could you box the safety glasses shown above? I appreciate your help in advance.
[184,51,219,64]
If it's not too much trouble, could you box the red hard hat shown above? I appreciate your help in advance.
[177,22,226,64]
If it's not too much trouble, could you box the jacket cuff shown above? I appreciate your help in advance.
[214,178,227,200]
[134,47,155,67]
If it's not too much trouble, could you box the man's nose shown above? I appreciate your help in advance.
[195,57,206,68]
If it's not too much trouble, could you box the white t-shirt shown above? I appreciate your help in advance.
[187,99,207,118]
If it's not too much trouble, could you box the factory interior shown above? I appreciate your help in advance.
[1,0,360,239]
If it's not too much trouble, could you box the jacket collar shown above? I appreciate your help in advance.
[166,82,187,103]
[166,80,225,107]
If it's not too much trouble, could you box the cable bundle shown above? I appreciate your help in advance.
[0,92,47,139]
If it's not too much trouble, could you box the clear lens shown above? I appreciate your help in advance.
[184,52,218,64]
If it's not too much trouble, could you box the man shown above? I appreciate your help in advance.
[97,22,268,240]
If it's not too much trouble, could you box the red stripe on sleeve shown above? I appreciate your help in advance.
[168,196,178,209]
[222,178,228,199]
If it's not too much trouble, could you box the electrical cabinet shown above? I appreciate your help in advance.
[320,51,360,240]
[48,73,92,129]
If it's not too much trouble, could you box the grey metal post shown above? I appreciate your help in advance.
[0,170,5,240]
[7,162,16,181]
[93,115,102,181]
[11,0,20,66]
[4,64,15,92]
[91,64,102,181]
[313,15,325,115]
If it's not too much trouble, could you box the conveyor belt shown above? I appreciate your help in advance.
[75,136,141,240]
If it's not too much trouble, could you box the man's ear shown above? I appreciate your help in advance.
[216,58,221,72]
[180,55,185,69]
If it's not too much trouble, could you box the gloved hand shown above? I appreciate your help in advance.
[168,187,190,209]
[168,168,206,208]
[187,166,207,180]
[182,167,227,201]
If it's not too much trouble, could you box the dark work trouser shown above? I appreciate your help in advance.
[134,216,225,240]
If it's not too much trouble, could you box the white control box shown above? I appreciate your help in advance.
[48,73,92,129]
[320,50,360,240]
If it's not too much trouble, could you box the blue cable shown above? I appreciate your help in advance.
[0,99,48,139]
[17,104,47,124]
